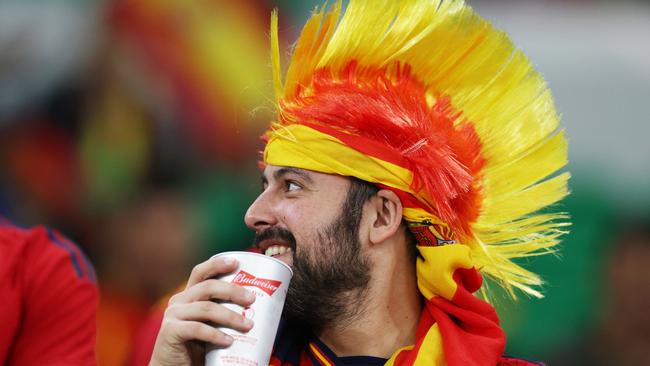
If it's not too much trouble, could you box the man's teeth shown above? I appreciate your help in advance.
[264,245,292,257]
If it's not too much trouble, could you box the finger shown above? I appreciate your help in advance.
[186,256,239,289]
[169,320,235,348]
[167,301,254,333]
[171,279,256,306]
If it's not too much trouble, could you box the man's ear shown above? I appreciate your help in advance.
[368,189,403,245]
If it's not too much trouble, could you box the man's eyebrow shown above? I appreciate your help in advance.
[273,167,313,183]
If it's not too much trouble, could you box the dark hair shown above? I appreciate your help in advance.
[346,178,418,260]
[346,177,379,216]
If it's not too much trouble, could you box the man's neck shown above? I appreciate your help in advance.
[318,253,422,358]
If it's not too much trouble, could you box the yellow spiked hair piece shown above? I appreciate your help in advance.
[268,0,570,299]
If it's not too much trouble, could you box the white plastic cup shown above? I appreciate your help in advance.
[205,251,293,366]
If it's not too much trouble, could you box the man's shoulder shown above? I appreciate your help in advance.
[0,219,98,365]
[0,221,96,285]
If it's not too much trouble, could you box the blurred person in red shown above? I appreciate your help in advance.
[146,1,570,365]
[94,190,198,366]
[0,217,98,365]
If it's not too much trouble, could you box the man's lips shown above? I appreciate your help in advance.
[253,227,297,258]
[265,245,292,257]
[256,239,293,257]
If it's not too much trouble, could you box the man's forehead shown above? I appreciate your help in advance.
[262,165,314,181]
[262,165,350,186]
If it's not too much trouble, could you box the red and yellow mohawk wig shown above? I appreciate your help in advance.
[267,0,569,298]
[265,1,569,364]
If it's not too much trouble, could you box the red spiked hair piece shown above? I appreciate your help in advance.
[280,62,485,236]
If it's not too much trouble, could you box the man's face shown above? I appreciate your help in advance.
[245,165,354,265]
[244,165,372,331]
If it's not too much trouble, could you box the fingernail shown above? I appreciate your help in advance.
[224,334,234,344]
[223,257,236,265]
[243,317,254,327]
[245,291,255,302]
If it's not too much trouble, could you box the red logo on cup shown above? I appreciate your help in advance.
[232,270,281,296]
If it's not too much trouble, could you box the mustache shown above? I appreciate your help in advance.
[253,227,297,251]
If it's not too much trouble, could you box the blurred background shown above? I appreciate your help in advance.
[0,0,648,365]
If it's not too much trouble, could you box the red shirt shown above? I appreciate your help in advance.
[0,219,98,365]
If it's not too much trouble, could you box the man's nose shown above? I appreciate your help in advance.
[244,192,277,232]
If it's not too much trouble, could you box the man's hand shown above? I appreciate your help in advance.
[149,256,256,366]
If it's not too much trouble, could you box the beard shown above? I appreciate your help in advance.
[253,202,371,334]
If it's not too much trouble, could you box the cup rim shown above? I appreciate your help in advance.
[212,251,293,275]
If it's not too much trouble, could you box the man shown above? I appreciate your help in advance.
[0,218,98,365]
[150,0,569,365]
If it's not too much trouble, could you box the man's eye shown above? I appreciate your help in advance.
[286,181,301,191]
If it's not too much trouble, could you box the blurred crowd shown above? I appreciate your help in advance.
[1,0,648,365]
[1,0,278,363]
